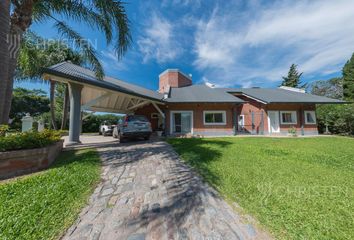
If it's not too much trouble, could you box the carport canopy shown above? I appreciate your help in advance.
[42,61,165,145]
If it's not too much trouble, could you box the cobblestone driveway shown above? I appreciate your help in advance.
[63,140,271,240]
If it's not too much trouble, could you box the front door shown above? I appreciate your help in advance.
[172,111,192,134]
[268,111,280,134]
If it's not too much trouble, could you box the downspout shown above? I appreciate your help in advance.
[233,104,239,135]
[300,105,304,136]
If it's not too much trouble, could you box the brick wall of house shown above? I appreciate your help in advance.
[165,103,237,136]
[135,104,165,130]
[233,93,318,135]
[134,96,318,136]
[236,98,267,134]
[266,103,318,135]
[159,70,192,93]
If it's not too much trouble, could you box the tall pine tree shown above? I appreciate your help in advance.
[281,64,305,88]
[343,53,354,101]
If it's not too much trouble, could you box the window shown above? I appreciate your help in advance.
[203,111,226,125]
[238,115,245,127]
[280,111,297,124]
[238,114,245,131]
[151,113,159,119]
[304,111,316,124]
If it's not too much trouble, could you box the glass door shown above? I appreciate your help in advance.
[172,112,192,134]
[181,112,191,133]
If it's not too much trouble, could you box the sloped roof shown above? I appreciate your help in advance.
[43,62,163,101]
[224,88,345,104]
[43,62,345,105]
[166,85,244,103]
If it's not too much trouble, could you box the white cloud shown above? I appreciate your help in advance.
[101,50,128,71]
[193,0,354,87]
[161,0,201,8]
[138,14,182,63]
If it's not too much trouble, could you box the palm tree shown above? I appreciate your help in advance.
[0,0,131,124]
[17,32,84,129]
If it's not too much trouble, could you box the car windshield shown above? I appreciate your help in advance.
[126,115,148,122]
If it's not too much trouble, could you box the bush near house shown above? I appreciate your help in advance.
[0,149,100,240]
[168,137,354,240]
[0,130,61,152]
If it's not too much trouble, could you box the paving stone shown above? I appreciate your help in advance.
[101,188,114,197]
[112,177,119,185]
[151,203,160,213]
[117,197,128,205]
[62,141,272,240]
[127,233,146,240]
[108,195,119,206]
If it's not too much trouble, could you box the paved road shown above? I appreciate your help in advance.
[63,140,271,240]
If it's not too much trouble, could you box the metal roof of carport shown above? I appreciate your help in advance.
[42,62,164,114]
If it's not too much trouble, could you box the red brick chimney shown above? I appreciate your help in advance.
[158,69,192,93]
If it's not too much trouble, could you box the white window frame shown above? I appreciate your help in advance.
[170,111,193,134]
[280,111,297,125]
[203,111,227,125]
[304,111,317,124]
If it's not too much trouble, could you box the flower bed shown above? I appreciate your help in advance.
[0,130,63,179]
[0,130,61,152]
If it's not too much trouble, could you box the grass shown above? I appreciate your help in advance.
[0,149,101,240]
[168,137,354,240]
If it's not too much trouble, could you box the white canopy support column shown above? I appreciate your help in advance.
[67,82,83,145]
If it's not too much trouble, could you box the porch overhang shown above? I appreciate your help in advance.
[42,68,164,115]
[42,62,165,145]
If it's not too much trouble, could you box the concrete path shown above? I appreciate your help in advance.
[63,140,271,240]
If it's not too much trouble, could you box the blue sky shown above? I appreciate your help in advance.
[16,0,354,93]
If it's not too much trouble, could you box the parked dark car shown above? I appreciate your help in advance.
[113,115,152,141]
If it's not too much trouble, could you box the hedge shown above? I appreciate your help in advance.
[0,130,62,152]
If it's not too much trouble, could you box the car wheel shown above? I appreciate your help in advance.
[119,132,125,142]
[144,135,150,140]
[99,130,102,135]
[103,130,107,136]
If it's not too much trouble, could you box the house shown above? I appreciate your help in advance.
[43,62,344,143]
[136,69,344,136]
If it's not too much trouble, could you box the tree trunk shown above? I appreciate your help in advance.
[61,84,69,130]
[0,0,34,124]
[50,80,57,130]
[0,0,11,124]
[3,48,20,124]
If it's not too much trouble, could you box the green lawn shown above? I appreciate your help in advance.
[0,149,101,240]
[168,137,354,240]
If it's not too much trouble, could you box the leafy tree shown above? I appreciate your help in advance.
[315,104,354,135]
[0,0,131,124]
[343,53,354,101]
[281,64,305,88]
[310,77,343,99]
[10,88,50,130]
[311,78,354,135]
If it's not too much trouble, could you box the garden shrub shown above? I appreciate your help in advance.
[0,130,61,152]
[0,125,9,137]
